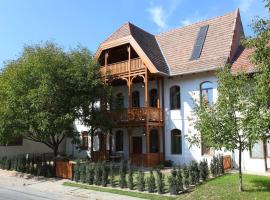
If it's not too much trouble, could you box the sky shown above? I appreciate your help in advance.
[0,0,268,68]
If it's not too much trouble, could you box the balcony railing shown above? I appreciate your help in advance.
[107,107,163,123]
[100,58,144,76]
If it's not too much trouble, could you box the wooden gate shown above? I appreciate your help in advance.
[55,160,73,179]
[223,155,232,171]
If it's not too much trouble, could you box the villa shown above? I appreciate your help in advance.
[1,9,269,173]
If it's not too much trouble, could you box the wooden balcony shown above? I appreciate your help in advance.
[100,58,144,77]
[108,107,163,126]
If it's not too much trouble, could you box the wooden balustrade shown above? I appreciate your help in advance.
[107,107,163,123]
[100,58,143,76]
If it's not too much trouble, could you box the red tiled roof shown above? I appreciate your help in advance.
[99,9,246,76]
[231,47,255,74]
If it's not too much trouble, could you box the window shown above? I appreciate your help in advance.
[81,131,89,150]
[150,129,159,153]
[200,81,213,104]
[115,93,124,110]
[115,130,124,152]
[267,139,270,157]
[132,91,140,107]
[171,129,182,154]
[250,141,264,158]
[149,89,158,107]
[170,86,180,110]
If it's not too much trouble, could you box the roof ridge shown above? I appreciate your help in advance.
[156,9,238,37]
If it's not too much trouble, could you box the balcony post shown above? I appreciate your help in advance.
[161,78,166,161]
[145,67,149,157]
[105,51,109,83]
[127,45,132,109]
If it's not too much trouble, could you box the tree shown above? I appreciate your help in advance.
[0,42,112,156]
[244,0,270,171]
[190,66,256,191]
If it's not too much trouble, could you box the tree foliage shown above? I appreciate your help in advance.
[0,42,113,156]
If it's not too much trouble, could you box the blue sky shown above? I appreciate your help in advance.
[0,0,268,68]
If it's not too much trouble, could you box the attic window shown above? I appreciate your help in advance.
[190,25,209,60]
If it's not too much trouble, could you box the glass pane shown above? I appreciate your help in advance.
[251,141,264,158]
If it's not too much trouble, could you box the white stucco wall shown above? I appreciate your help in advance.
[0,138,66,158]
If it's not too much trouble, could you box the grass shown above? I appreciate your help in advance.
[63,173,270,200]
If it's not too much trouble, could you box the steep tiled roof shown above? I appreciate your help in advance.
[156,10,239,75]
[100,9,244,76]
[102,22,169,74]
[231,46,255,74]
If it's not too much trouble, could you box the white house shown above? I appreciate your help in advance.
[2,9,269,173]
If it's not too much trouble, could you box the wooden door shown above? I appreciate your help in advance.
[132,136,142,154]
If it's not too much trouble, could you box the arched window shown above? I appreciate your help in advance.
[170,86,180,110]
[200,81,213,104]
[171,129,182,154]
[115,93,124,109]
[149,89,158,107]
[132,91,140,107]
[115,130,124,152]
[149,129,159,153]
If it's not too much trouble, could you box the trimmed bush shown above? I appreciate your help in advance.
[79,163,86,183]
[155,168,165,194]
[218,155,224,175]
[101,161,109,187]
[94,162,102,186]
[168,168,178,195]
[146,170,156,193]
[176,166,184,192]
[109,162,115,187]
[189,161,199,185]
[136,168,145,192]
[127,160,134,190]
[210,156,219,177]
[86,163,95,185]
[199,159,209,181]
[182,164,190,189]
[119,160,127,188]
[73,162,80,182]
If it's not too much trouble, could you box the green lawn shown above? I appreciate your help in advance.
[63,173,270,200]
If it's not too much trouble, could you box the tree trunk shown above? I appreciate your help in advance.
[53,145,59,158]
[238,147,243,192]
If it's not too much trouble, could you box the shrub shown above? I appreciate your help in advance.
[136,168,145,192]
[146,170,156,193]
[73,162,80,182]
[218,155,224,175]
[94,162,102,186]
[127,160,134,190]
[182,164,190,189]
[101,161,109,187]
[119,160,127,188]
[189,161,200,185]
[163,160,173,167]
[86,163,95,185]
[210,156,219,177]
[155,168,165,194]
[79,163,86,183]
[176,166,184,192]
[109,162,115,187]
[168,168,178,195]
[199,159,209,181]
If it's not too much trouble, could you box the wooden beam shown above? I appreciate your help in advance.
[161,77,166,161]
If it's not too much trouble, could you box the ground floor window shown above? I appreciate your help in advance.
[250,139,270,158]
[81,131,89,150]
[171,129,182,154]
[115,130,123,152]
[150,129,159,153]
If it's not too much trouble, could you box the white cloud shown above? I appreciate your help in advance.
[148,6,168,30]
[239,0,255,12]
[147,0,182,31]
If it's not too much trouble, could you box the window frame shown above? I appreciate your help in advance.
[200,81,213,105]
[115,130,124,152]
[171,129,182,155]
[170,86,181,110]
[81,131,89,150]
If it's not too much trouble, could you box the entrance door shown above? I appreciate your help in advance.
[132,136,142,154]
